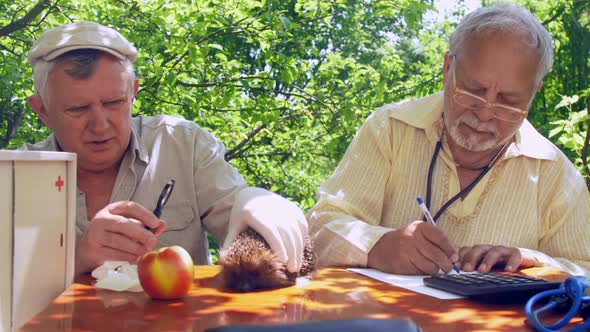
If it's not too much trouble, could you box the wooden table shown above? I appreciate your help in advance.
[19,266,568,331]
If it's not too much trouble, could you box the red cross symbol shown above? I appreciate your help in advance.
[55,175,64,192]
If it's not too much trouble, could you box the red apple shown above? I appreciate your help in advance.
[137,246,194,300]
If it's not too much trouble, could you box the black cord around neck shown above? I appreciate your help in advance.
[425,140,505,222]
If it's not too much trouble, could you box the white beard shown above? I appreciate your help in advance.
[444,111,501,152]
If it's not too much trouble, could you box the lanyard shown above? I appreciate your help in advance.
[425,140,499,223]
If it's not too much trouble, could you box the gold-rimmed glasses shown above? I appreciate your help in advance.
[450,55,535,123]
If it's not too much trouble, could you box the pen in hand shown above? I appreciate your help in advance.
[416,196,460,274]
[145,179,176,233]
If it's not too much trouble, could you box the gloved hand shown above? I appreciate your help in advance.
[223,187,307,273]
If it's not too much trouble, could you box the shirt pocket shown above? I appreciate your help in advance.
[159,203,195,232]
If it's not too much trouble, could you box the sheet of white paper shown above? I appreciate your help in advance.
[348,268,464,300]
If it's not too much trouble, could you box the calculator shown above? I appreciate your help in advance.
[423,272,562,299]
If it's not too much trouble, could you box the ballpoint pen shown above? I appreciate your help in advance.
[416,195,460,273]
[145,179,176,232]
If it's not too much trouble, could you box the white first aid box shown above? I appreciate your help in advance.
[0,150,76,331]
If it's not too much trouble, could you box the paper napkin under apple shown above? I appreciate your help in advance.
[91,261,144,292]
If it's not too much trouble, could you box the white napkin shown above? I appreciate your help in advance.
[91,261,144,292]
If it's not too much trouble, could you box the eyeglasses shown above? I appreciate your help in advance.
[450,56,534,123]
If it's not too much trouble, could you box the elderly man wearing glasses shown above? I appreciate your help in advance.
[308,4,590,277]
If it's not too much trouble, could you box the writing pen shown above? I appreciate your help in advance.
[416,196,460,273]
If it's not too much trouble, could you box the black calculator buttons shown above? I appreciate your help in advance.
[423,272,562,300]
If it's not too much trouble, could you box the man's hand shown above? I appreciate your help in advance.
[367,220,458,274]
[75,201,166,276]
[223,187,307,273]
[458,245,539,272]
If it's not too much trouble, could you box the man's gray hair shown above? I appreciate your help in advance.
[32,49,136,105]
[449,4,553,83]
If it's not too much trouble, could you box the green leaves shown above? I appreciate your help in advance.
[2,0,590,207]
[548,94,590,179]
[554,94,580,110]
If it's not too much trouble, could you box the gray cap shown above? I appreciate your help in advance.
[28,21,138,65]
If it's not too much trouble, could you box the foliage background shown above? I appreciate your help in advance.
[1,1,589,243]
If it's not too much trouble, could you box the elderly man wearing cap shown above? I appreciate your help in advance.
[23,21,307,276]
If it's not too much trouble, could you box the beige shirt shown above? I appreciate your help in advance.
[308,92,590,276]
[23,115,247,264]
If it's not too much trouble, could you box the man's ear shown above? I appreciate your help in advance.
[133,78,139,97]
[442,52,451,86]
[28,95,51,128]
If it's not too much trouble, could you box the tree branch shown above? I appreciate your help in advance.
[176,75,274,88]
[0,108,25,149]
[582,97,590,190]
[0,0,51,37]
[241,158,269,188]
[225,123,267,161]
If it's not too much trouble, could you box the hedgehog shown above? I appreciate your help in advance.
[219,228,317,292]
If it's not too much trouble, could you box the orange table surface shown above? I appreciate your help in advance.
[19,265,569,332]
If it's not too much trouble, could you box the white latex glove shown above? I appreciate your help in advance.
[223,187,307,273]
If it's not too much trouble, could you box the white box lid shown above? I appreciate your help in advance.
[0,150,76,162]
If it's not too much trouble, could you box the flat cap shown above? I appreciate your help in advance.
[28,21,138,65]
